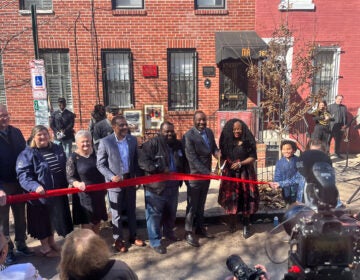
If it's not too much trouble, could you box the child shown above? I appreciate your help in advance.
[270,140,304,205]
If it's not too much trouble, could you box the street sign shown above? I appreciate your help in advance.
[33,99,49,126]
[30,59,49,126]
[30,59,46,93]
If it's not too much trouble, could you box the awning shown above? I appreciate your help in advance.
[215,31,268,64]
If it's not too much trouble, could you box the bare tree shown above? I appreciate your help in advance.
[247,23,325,151]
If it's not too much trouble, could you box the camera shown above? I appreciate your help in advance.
[56,130,65,140]
[282,150,360,280]
[226,255,265,280]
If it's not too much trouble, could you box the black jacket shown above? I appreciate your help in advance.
[50,108,75,141]
[138,136,186,194]
[0,125,26,183]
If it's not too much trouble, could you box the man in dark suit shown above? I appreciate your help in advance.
[93,105,121,151]
[328,95,347,158]
[0,104,33,265]
[97,115,145,253]
[50,97,75,158]
[183,110,220,247]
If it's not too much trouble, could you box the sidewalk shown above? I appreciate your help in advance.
[10,154,360,280]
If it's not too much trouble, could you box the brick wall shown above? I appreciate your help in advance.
[255,0,360,153]
[1,0,257,140]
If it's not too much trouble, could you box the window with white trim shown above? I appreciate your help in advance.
[112,0,144,9]
[39,50,73,112]
[168,50,197,110]
[0,56,6,105]
[102,50,134,108]
[312,47,340,104]
[278,0,315,11]
[196,0,225,9]
[20,0,53,11]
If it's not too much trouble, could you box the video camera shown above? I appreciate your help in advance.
[226,150,360,280]
[283,150,360,280]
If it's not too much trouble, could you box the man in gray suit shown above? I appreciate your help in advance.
[183,111,220,247]
[97,115,145,253]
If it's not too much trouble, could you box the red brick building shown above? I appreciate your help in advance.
[1,0,359,154]
[256,0,360,153]
[0,0,266,144]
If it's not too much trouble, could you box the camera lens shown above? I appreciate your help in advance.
[226,255,246,277]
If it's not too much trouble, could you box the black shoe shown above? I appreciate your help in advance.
[195,228,214,239]
[229,224,237,233]
[165,235,181,242]
[185,232,200,247]
[153,245,166,254]
[5,251,17,265]
[16,246,35,257]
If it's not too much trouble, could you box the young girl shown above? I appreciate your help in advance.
[270,140,304,205]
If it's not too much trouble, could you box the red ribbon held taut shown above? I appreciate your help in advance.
[6,173,268,205]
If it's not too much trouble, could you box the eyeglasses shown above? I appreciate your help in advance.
[0,114,10,120]
[115,123,128,128]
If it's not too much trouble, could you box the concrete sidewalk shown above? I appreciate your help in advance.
[10,154,360,280]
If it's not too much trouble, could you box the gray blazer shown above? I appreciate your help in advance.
[183,127,218,175]
[96,133,140,192]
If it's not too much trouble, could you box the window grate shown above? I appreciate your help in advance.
[20,0,53,10]
[168,50,197,111]
[102,50,133,108]
[0,56,6,105]
[312,48,339,104]
[39,50,73,112]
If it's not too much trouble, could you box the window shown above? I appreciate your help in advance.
[0,56,6,105]
[312,47,340,104]
[196,0,225,9]
[112,0,144,9]
[168,50,197,111]
[39,50,73,112]
[20,0,53,11]
[102,50,134,108]
[278,0,315,11]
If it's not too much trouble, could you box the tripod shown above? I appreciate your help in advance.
[341,115,359,173]
[343,117,360,204]
[346,186,360,204]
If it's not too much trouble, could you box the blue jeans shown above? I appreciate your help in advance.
[145,186,179,248]
[60,139,73,158]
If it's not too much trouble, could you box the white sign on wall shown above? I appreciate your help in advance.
[30,59,49,126]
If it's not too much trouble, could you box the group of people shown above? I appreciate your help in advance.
[0,97,262,271]
[0,95,349,278]
[310,95,347,157]
[267,95,348,207]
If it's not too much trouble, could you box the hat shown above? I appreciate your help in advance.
[58,97,66,103]
[105,105,120,114]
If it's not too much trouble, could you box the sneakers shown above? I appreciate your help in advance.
[5,251,17,265]
[16,246,35,257]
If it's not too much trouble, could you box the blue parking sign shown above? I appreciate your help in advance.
[35,76,43,86]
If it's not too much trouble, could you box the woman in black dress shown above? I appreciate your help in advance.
[218,119,259,238]
[16,125,73,256]
[66,130,107,233]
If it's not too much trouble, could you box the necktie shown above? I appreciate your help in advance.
[201,131,210,149]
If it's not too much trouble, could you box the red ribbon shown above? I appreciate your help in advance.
[6,173,268,205]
